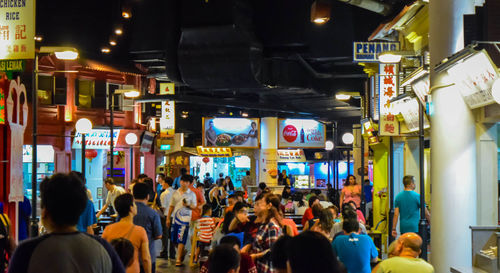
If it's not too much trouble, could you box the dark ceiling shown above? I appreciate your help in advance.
[37,0,412,138]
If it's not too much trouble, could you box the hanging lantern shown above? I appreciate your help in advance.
[202,157,210,164]
[85,149,98,163]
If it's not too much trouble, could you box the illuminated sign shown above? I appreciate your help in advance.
[278,119,325,148]
[447,50,499,109]
[202,117,260,148]
[196,146,232,157]
[0,0,35,59]
[379,63,399,136]
[277,149,306,162]
[0,59,24,71]
[72,129,121,149]
[160,100,175,138]
[159,82,175,95]
[353,42,399,62]
[160,144,171,150]
[397,97,430,133]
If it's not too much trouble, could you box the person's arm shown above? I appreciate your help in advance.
[425,206,431,225]
[303,220,310,231]
[392,207,399,237]
[370,239,379,263]
[140,238,152,273]
[86,226,94,235]
[166,205,174,228]
[96,203,109,218]
[153,214,163,240]
[339,190,345,208]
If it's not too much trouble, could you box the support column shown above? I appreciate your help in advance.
[430,0,476,270]
[259,117,278,186]
[353,125,362,183]
[476,123,498,226]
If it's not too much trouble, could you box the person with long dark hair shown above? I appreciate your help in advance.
[340,175,361,208]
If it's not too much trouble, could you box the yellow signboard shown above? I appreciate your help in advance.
[0,0,35,60]
[159,82,175,95]
[196,146,232,157]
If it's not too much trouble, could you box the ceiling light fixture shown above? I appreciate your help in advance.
[122,11,131,19]
[34,35,43,42]
[335,94,351,100]
[115,28,123,35]
[378,50,416,63]
[101,47,111,54]
[311,0,331,25]
[241,112,249,117]
[109,40,117,46]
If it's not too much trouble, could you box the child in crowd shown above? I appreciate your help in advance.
[194,204,218,264]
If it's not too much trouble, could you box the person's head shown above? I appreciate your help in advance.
[220,235,242,251]
[258,182,267,191]
[104,178,115,191]
[202,204,212,216]
[132,182,149,201]
[219,173,224,178]
[156,173,166,184]
[328,205,339,219]
[318,208,334,233]
[311,203,323,218]
[162,176,173,189]
[197,182,205,192]
[271,235,292,273]
[110,238,135,268]
[180,174,194,190]
[208,120,214,128]
[341,203,357,220]
[284,186,291,193]
[287,231,341,273]
[327,183,332,189]
[137,173,148,183]
[208,245,240,273]
[281,169,287,176]
[227,194,237,206]
[342,217,360,234]
[347,200,358,210]
[387,240,401,258]
[403,175,415,190]
[345,175,356,186]
[396,232,423,257]
[206,172,211,177]
[246,170,250,176]
[40,173,88,231]
[251,121,257,129]
[233,202,249,222]
[70,171,85,185]
[225,176,232,182]
[364,179,371,185]
[254,193,280,223]
[114,193,137,218]
[308,195,319,208]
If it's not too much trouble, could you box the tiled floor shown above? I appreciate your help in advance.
[156,257,198,273]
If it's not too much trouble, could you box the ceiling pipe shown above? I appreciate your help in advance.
[338,0,392,16]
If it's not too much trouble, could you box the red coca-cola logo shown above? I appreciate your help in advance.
[283,125,298,142]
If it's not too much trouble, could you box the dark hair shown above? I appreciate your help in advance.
[208,245,240,273]
[40,173,88,227]
[342,218,360,233]
[341,203,357,220]
[219,173,224,178]
[258,182,267,190]
[403,175,414,187]
[164,176,174,186]
[157,173,166,181]
[347,200,358,210]
[220,235,241,248]
[256,193,282,225]
[69,171,85,185]
[104,178,115,185]
[206,172,210,177]
[181,174,194,183]
[271,235,292,270]
[293,192,305,207]
[137,174,148,179]
[311,203,323,218]
[233,201,248,213]
[144,177,155,202]
[222,211,235,235]
[344,175,356,186]
[197,183,205,188]
[132,182,149,200]
[288,231,341,273]
[110,238,134,267]
[282,186,291,199]
[246,171,250,176]
[328,205,339,216]
[114,193,134,218]
[228,194,236,200]
[318,208,334,233]
[202,204,212,216]
[308,196,319,208]
[180,168,188,175]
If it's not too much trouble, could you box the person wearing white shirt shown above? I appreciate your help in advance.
[96,178,126,218]
[158,174,174,259]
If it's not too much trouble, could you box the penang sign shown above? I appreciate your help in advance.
[353,42,399,62]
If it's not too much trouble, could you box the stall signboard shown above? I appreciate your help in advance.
[277,149,306,163]
[446,50,499,109]
[379,63,400,136]
[202,117,260,148]
[72,129,121,149]
[397,97,430,133]
[278,119,325,148]
[0,0,35,59]
[160,100,175,138]
[353,42,399,62]
[197,146,232,157]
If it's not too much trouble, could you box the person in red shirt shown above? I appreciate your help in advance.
[301,196,320,226]
[200,235,257,273]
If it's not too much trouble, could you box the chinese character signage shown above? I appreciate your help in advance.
[278,119,325,148]
[160,100,175,138]
[446,50,499,109]
[379,63,399,136]
[0,77,4,124]
[72,129,121,149]
[0,0,35,59]
[353,42,399,62]
[202,117,260,148]
[159,82,175,95]
[196,146,233,157]
[277,149,306,163]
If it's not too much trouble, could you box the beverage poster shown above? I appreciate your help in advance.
[259,149,278,186]
[202,117,260,148]
[278,119,325,148]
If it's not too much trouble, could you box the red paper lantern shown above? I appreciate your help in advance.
[85,149,98,160]
[202,157,210,164]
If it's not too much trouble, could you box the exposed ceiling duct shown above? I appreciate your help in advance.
[338,0,392,16]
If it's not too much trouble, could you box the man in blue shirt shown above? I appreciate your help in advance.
[133,183,162,273]
[392,175,430,238]
[173,168,187,190]
[332,218,378,273]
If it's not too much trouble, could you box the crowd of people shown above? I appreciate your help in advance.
[2,170,433,273]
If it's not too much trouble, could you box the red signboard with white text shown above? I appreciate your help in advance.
[278,119,325,148]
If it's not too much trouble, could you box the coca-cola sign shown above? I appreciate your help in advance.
[282,125,298,143]
[278,119,325,148]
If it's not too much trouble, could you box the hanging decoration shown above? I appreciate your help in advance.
[85,149,98,163]
[202,157,210,164]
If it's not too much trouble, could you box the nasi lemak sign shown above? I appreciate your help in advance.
[353,42,399,62]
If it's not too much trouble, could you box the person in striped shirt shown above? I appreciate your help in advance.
[194,204,218,264]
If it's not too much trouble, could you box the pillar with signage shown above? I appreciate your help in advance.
[259,117,278,186]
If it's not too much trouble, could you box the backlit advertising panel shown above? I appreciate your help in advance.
[202,117,260,148]
[278,119,325,148]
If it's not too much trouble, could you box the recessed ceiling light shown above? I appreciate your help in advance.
[115,28,123,35]
[34,35,43,42]
[122,11,131,19]
[101,47,111,53]
[335,94,351,100]
[109,40,117,46]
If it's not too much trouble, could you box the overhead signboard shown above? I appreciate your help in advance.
[0,59,24,71]
[0,0,35,60]
[72,129,121,149]
[160,100,175,138]
[278,119,325,148]
[140,131,154,152]
[353,42,399,62]
[159,82,175,95]
[379,63,400,136]
[398,97,430,133]
[202,117,260,148]
[277,149,306,163]
[197,146,232,157]
[446,50,498,109]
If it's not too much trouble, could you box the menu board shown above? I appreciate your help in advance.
[399,97,430,132]
[278,119,325,148]
[294,175,310,189]
[202,117,260,148]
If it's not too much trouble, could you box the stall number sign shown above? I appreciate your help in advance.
[0,0,35,59]
[353,42,399,62]
[379,63,399,136]
[160,100,175,138]
[72,129,121,149]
